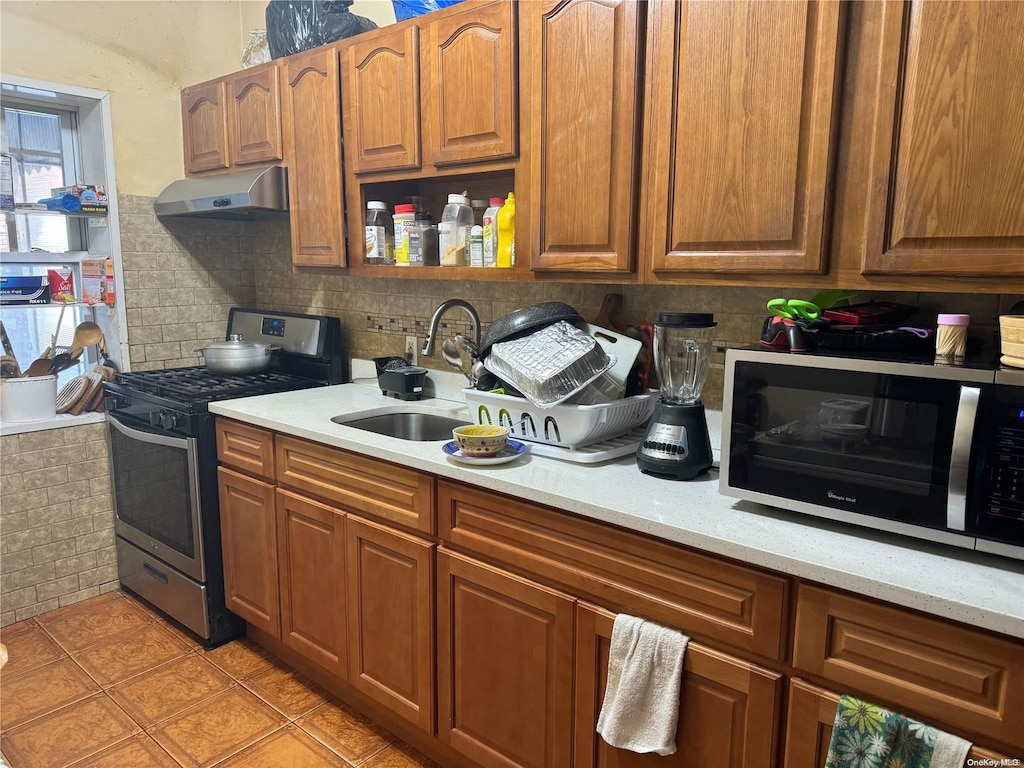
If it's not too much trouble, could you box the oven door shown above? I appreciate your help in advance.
[107,414,205,582]
[721,351,990,547]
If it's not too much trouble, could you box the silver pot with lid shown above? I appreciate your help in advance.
[200,334,276,374]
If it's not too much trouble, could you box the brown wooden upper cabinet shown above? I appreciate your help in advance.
[851,1,1024,278]
[343,0,516,175]
[520,0,642,275]
[422,0,518,167]
[181,81,230,176]
[343,25,422,174]
[226,64,284,167]
[182,64,283,177]
[281,47,346,267]
[640,0,843,278]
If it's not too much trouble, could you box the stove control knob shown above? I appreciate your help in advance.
[160,411,181,430]
[149,411,162,427]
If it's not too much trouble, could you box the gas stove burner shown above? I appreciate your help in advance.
[114,366,319,403]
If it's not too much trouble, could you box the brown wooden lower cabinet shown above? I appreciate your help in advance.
[793,584,1024,749]
[575,602,782,768]
[346,514,435,734]
[783,679,1015,768]
[437,548,575,768]
[276,488,347,678]
[218,467,279,637]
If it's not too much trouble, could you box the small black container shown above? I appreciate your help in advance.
[373,356,427,400]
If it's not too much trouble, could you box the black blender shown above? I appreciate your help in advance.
[637,313,716,480]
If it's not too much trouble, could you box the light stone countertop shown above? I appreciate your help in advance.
[210,366,1024,640]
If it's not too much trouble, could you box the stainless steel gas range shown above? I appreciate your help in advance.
[103,309,346,647]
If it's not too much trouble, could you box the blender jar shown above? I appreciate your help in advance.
[653,313,716,404]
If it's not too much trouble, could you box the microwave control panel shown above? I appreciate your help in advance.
[983,423,1024,520]
[975,390,1024,540]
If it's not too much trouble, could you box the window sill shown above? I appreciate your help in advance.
[0,411,105,436]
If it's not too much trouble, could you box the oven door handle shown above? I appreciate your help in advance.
[947,385,980,532]
[108,413,190,450]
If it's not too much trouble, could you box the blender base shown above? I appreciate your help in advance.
[636,401,713,480]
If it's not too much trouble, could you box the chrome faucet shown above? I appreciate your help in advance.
[422,299,481,357]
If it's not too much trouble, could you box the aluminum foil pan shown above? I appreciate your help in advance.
[483,321,615,408]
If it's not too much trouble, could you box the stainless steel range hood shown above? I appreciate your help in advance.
[154,166,287,218]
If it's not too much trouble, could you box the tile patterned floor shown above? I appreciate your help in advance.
[0,591,440,768]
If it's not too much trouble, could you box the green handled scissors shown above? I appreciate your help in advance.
[767,298,821,321]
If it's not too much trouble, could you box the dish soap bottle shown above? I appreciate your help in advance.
[496,192,515,269]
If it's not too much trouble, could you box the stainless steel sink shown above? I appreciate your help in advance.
[332,411,470,441]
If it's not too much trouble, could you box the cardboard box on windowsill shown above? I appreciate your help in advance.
[81,258,115,306]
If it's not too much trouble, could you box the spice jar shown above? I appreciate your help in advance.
[935,313,969,362]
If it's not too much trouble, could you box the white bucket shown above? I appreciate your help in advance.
[0,376,58,423]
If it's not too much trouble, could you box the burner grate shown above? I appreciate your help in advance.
[114,366,319,403]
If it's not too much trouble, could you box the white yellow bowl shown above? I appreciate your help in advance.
[453,424,509,456]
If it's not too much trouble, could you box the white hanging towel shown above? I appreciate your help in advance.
[596,614,690,756]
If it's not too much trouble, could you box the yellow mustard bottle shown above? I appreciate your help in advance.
[496,192,515,269]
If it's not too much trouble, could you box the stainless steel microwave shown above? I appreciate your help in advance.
[721,349,1024,561]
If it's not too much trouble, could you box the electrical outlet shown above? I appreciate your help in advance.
[405,335,418,366]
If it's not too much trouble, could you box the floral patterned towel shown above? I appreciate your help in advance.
[825,695,972,768]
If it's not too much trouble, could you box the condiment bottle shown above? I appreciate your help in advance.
[439,193,473,267]
[482,197,502,267]
[469,225,484,267]
[471,198,488,226]
[935,314,969,362]
[393,203,416,266]
[364,201,393,266]
[407,211,432,267]
[496,192,515,268]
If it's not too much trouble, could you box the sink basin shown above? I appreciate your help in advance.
[332,411,470,441]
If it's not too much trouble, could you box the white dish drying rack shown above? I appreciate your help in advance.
[463,388,656,463]
[527,426,648,463]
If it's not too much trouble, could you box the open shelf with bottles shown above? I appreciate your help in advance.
[343,167,528,280]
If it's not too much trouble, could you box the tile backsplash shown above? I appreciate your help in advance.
[0,423,118,626]
[119,194,1022,411]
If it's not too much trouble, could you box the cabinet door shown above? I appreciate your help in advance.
[276,489,346,678]
[281,47,346,267]
[520,0,641,273]
[437,548,575,768]
[422,0,517,167]
[343,26,421,174]
[856,1,1024,277]
[346,515,434,734]
[227,63,283,167]
[640,0,842,276]
[218,467,278,637]
[575,603,782,768]
[181,81,230,175]
[784,679,1017,768]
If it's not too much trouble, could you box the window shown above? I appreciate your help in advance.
[1,105,81,252]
